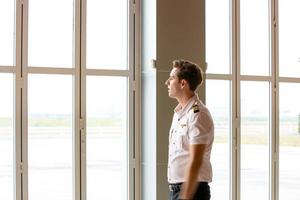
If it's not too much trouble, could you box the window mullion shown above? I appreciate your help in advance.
[15,0,23,199]
[133,0,141,199]
[128,0,134,199]
[270,0,279,200]
[15,0,29,200]
[231,0,241,200]
[74,0,87,200]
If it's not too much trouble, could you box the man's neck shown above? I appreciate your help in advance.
[177,92,195,109]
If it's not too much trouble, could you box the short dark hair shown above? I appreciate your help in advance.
[172,59,203,91]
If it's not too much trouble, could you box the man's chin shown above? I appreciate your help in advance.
[168,93,175,98]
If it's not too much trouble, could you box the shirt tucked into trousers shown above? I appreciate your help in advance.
[168,182,211,200]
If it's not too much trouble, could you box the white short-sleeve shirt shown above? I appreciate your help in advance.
[167,94,214,184]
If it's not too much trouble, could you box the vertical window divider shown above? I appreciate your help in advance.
[80,0,87,199]
[133,0,141,199]
[15,0,23,199]
[129,0,137,199]
[74,0,81,199]
[15,0,29,199]
[74,0,87,199]
[270,0,279,200]
[230,0,241,199]
[22,0,28,198]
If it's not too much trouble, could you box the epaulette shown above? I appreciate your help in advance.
[192,104,199,113]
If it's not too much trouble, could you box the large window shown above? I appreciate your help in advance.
[0,0,137,199]
[206,0,300,200]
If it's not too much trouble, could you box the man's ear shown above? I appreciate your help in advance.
[180,79,187,88]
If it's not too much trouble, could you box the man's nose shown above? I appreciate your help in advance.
[165,79,169,85]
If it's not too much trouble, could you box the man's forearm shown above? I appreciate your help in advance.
[180,159,202,199]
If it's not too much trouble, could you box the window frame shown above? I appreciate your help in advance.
[206,0,300,200]
[0,0,141,199]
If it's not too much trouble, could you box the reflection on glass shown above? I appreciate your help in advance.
[28,75,73,200]
[240,82,269,200]
[86,76,128,200]
[279,83,300,200]
[0,0,14,66]
[0,74,14,200]
[86,0,128,69]
[240,0,269,76]
[206,0,230,74]
[206,80,230,200]
[279,0,300,77]
[28,0,73,67]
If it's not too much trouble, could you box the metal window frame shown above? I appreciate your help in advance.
[270,0,279,200]
[205,0,300,200]
[15,0,23,199]
[15,0,29,200]
[74,0,85,200]
[9,0,140,199]
[0,66,15,72]
[230,0,240,200]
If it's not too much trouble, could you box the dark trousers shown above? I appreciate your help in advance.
[168,182,211,200]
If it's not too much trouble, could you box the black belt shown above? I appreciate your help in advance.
[168,182,208,192]
[168,182,182,191]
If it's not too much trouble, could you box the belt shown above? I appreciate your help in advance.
[168,182,208,192]
[168,182,182,191]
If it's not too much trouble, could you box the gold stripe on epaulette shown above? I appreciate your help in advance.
[192,104,199,113]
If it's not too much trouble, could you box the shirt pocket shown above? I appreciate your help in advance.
[176,126,187,150]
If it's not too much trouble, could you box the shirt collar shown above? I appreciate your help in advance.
[174,94,199,119]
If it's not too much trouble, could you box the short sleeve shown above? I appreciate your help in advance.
[188,111,214,144]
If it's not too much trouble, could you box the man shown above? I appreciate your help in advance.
[165,59,214,200]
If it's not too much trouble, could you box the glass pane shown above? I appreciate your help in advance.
[206,0,230,74]
[86,0,128,69]
[86,76,128,200]
[279,0,300,77]
[279,83,300,200]
[28,75,73,200]
[206,80,230,200]
[28,0,73,68]
[0,74,14,200]
[240,0,269,76]
[0,0,14,66]
[240,82,270,200]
